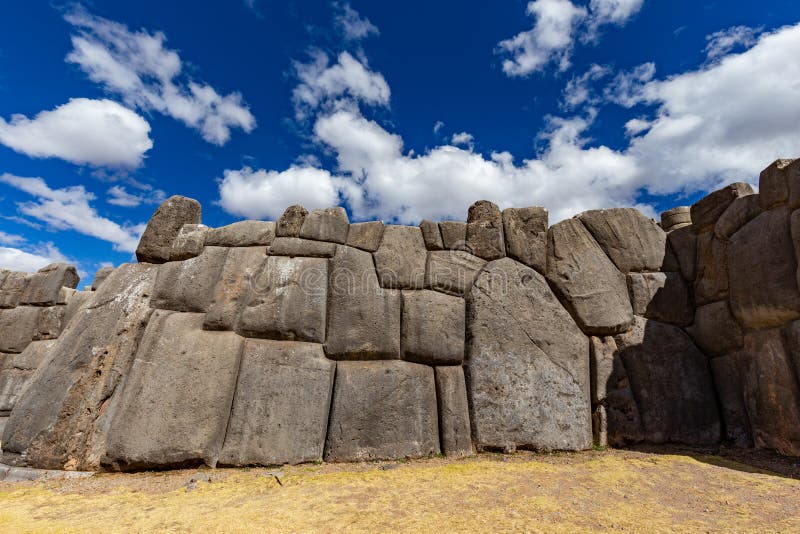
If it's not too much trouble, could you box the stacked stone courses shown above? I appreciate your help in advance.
[2,158,800,472]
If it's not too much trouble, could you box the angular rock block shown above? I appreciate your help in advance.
[758,159,796,210]
[710,355,752,447]
[714,194,761,240]
[439,221,467,250]
[325,246,401,360]
[0,271,29,309]
[730,207,800,329]
[62,290,94,327]
[90,266,114,291]
[667,225,696,281]
[579,208,667,273]
[691,182,754,233]
[546,218,633,335]
[425,251,486,297]
[502,206,547,274]
[324,361,439,462]
[205,221,276,247]
[2,264,157,470]
[299,207,349,244]
[660,206,691,232]
[373,225,427,289]
[169,224,209,261]
[204,247,267,331]
[420,220,444,250]
[466,200,505,260]
[0,340,57,413]
[103,311,244,470]
[694,231,729,306]
[435,366,473,457]
[467,258,591,452]
[136,195,202,264]
[238,256,327,343]
[687,301,744,356]
[345,221,384,252]
[626,272,692,326]
[219,340,334,466]
[35,306,65,340]
[401,290,465,365]
[150,246,229,313]
[269,237,336,258]
[276,204,308,237]
[0,307,41,354]
[614,317,721,445]
[19,263,79,306]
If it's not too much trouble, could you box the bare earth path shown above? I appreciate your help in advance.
[1,447,798,532]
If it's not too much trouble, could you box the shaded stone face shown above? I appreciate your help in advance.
[627,272,693,327]
[434,366,473,457]
[579,208,667,273]
[400,290,465,366]
[276,205,308,238]
[690,182,754,232]
[136,195,202,264]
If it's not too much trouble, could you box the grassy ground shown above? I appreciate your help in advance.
[1,447,798,533]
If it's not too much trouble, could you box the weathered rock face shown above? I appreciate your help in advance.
[345,221,384,252]
[205,221,276,247]
[136,196,202,264]
[299,207,349,244]
[694,231,729,306]
[579,208,667,273]
[667,226,697,281]
[0,271,29,309]
[434,366,473,457]
[420,220,444,250]
[150,247,229,313]
[276,205,308,237]
[467,258,591,452]
[466,201,505,260]
[758,159,796,210]
[373,225,427,289]
[269,237,336,257]
[714,195,762,240]
[219,340,334,466]
[546,218,633,335]
[687,301,744,356]
[439,221,467,250]
[401,290,465,365]
[710,355,752,447]
[425,251,486,297]
[502,207,548,273]
[0,307,41,354]
[690,182,754,232]
[169,224,209,261]
[19,263,80,306]
[661,206,691,232]
[627,272,693,327]
[90,266,114,291]
[324,361,439,462]
[204,247,267,332]
[0,340,57,414]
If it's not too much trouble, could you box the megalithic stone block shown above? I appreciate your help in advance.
[276,204,308,237]
[502,206,547,274]
[19,263,79,306]
[299,207,349,244]
[136,195,202,264]
[373,225,427,289]
[205,221,276,247]
[579,208,668,273]
[150,246,229,313]
[434,366,473,457]
[466,200,505,260]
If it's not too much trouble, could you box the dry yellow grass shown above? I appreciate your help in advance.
[1,449,798,533]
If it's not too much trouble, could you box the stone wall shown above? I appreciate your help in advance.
[2,159,799,471]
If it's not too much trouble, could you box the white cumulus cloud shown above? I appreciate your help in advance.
[106,185,166,208]
[333,2,379,41]
[705,25,762,60]
[0,243,74,273]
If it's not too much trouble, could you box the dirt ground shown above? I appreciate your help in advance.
[1,445,798,533]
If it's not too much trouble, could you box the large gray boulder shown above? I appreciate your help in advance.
[466,201,505,260]
[205,221,275,247]
[667,225,697,281]
[710,355,752,447]
[434,366,473,457]
[694,230,729,306]
[466,258,591,452]
[299,207,349,244]
[730,207,800,329]
[420,220,444,250]
[502,207,547,274]
[219,340,334,466]
[324,361,439,462]
[204,247,267,331]
[626,272,693,326]
[169,224,209,261]
[0,271,29,309]
[0,340,57,414]
[401,290,465,365]
[269,237,336,257]
[90,266,114,291]
[439,221,467,250]
[136,195,202,264]
[325,246,401,360]
[103,311,244,470]
[373,225,427,289]
[0,307,41,354]
[714,195,762,240]
[579,208,667,273]
[1,264,157,470]
[276,205,308,237]
[613,317,721,445]
[237,256,327,343]
[691,182,754,233]
[150,246,229,313]
[546,218,633,335]
[686,301,744,356]
[425,251,486,297]
[758,159,796,210]
[19,263,79,306]
[345,221,384,252]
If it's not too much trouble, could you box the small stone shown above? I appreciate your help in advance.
[299,207,349,244]
[269,237,336,258]
[466,201,505,260]
[425,251,486,297]
[346,221,385,252]
[420,220,444,250]
[169,224,209,261]
[276,205,308,237]
[661,207,691,232]
[373,226,427,289]
[401,290,465,365]
[136,195,202,264]
[205,221,276,247]
[439,221,467,250]
[502,207,548,273]
[435,366,473,457]
[690,183,754,233]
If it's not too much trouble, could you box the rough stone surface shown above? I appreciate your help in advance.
[373,225,427,289]
[546,218,633,335]
[759,159,795,210]
[62,290,94,327]
[691,182,754,232]
[324,361,439,462]
[205,221,275,247]
[626,272,693,326]
[299,207,349,244]
[466,201,505,260]
[714,195,762,240]
[203,247,267,331]
[710,355,752,447]
[325,246,401,360]
[103,311,244,470]
[136,196,201,264]
[0,271,28,309]
[401,290,464,365]
[694,231,729,306]
[345,221,384,252]
[19,263,79,306]
[661,206,691,231]
[502,207,547,273]
[269,237,336,257]
[0,340,56,413]
[169,224,209,261]
[439,221,467,250]
[420,220,444,250]
[579,208,668,273]
[425,251,486,297]
[786,159,800,208]
[238,256,327,343]
[1,264,157,470]
[614,317,721,445]
[276,205,308,238]
[150,247,229,313]
[0,307,41,354]
[667,226,697,281]
[434,366,473,457]
[467,258,591,452]
[730,207,800,329]
[687,301,744,356]
[35,306,65,340]
[91,267,114,291]
[219,340,334,466]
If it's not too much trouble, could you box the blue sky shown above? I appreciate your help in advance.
[1,0,799,284]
